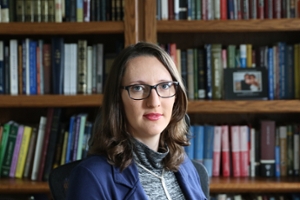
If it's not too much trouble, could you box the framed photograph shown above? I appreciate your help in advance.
[223,68,269,100]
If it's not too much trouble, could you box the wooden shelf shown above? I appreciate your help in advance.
[1,96,300,113]
[0,95,103,107]
[210,177,300,193]
[1,177,299,194]
[157,19,300,33]
[0,179,49,194]
[0,22,124,35]
[188,100,300,113]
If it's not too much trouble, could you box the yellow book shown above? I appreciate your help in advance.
[15,126,32,178]
[247,44,252,68]
[60,131,69,165]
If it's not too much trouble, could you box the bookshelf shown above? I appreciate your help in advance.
[143,0,300,196]
[0,0,139,197]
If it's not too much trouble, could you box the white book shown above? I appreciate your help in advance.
[239,44,247,68]
[214,0,220,20]
[31,116,47,181]
[86,46,93,94]
[161,0,168,20]
[70,43,78,94]
[64,44,70,94]
[174,0,179,20]
[240,125,249,177]
[55,0,62,22]
[9,40,19,95]
[25,38,30,95]
[212,125,222,177]
[76,114,87,160]
[1,0,9,22]
[250,127,256,177]
[96,43,103,93]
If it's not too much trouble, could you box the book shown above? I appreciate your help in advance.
[76,114,88,160]
[42,43,51,94]
[52,123,65,169]
[33,0,41,22]
[25,0,34,22]
[41,0,49,22]
[96,43,104,94]
[260,120,276,177]
[293,127,299,175]
[185,125,194,159]
[9,39,18,95]
[275,127,281,177]
[221,125,230,177]
[193,125,204,164]
[186,48,194,100]
[205,44,212,100]
[0,122,14,176]
[231,125,241,177]
[212,126,222,177]
[51,37,64,94]
[23,126,38,178]
[203,125,214,177]
[1,122,19,177]
[16,0,25,22]
[239,125,249,177]
[279,125,287,177]
[31,116,47,181]
[60,131,69,165]
[211,44,223,99]
[77,40,87,94]
[15,125,32,178]
[9,125,24,178]
[0,41,4,94]
[65,115,76,163]
[286,125,294,176]
[42,108,62,181]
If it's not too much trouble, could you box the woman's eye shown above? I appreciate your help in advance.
[160,83,171,89]
[131,85,144,92]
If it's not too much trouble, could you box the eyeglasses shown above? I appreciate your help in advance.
[122,81,179,100]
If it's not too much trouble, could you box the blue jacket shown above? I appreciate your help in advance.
[67,155,207,200]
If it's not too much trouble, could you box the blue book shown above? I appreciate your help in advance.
[227,0,234,19]
[65,115,76,163]
[205,44,212,100]
[239,44,247,68]
[203,125,214,177]
[29,40,37,95]
[278,42,286,99]
[193,125,204,163]
[51,37,65,94]
[184,126,194,159]
[268,47,274,100]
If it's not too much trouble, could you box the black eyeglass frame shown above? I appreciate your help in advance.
[121,81,179,100]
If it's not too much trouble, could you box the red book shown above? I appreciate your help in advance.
[231,125,241,177]
[239,125,249,177]
[168,0,174,20]
[257,0,265,19]
[221,125,230,177]
[273,0,281,19]
[212,126,222,177]
[220,0,228,20]
[37,108,54,181]
[260,120,276,177]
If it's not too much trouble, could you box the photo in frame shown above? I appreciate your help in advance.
[223,68,269,100]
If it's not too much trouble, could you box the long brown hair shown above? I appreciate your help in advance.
[88,42,189,171]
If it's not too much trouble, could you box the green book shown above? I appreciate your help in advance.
[0,121,14,177]
[1,122,19,177]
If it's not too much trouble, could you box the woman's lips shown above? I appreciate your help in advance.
[143,113,162,121]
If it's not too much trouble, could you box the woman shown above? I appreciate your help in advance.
[67,42,207,200]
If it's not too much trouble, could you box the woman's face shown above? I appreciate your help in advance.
[121,55,175,147]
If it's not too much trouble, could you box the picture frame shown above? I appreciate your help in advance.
[223,68,269,100]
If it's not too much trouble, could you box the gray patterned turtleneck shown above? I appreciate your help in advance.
[132,138,186,200]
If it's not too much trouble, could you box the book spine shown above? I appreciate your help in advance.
[29,40,37,95]
[211,44,223,99]
[250,127,256,177]
[18,45,23,94]
[205,44,212,100]
[0,122,13,176]
[16,0,25,22]
[221,125,230,177]
[275,127,281,177]
[212,126,222,177]
[193,48,198,100]
[77,40,87,94]
[23,127,37,178]
[197,48,206,99]
[38,40,44,94]
[9,40,19,95]
[41,0,48,22]
[65,115,75,163]
[34,0,41,22]
[260,120,276,177]
[231,125,241,177]
[48,0,55,22]
[240,125,249,177]
[194,125,204,163]
[185,126,194,159]
[268,47,274,100]
[1,123,18,177]
[55,0,62,22]
[51,37,64,94]
[0,41,4,94]
[42,44,51,94]
[15,126,32,178]
[9,125,24,178]
[1,0,9,22]
[70,43,78,94]
[42,108,62,181]
[203,125,214,177]
[286,125,293,176]
[293,129,299,175]
[25,0,33,22]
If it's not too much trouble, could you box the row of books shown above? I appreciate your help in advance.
[0,0,124,23]
[185,122,300,178]
[157,0,300,21]
[0,108,93,181]
[161,42,300,100]
[0,38,118,95]
[211,193,300,200]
